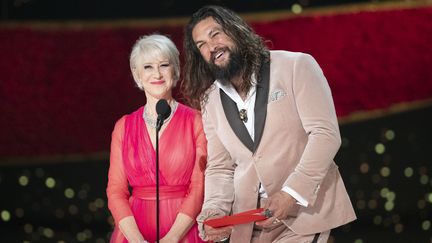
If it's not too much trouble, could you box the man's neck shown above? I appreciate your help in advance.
[230,75,248,101]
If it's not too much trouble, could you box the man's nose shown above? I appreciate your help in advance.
[208,39,218,52]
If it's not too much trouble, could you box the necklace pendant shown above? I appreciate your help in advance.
[239,109,248,123]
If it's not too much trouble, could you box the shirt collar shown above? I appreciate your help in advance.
[215,76,257,105]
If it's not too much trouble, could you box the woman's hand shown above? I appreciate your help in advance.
[118,216,146,243]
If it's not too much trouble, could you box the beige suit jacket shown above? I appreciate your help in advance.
[199,51,356,242]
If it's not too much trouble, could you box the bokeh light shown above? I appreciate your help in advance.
[404,167,413,178]
[1,210,11,221]
[380,166,391,177]
[360,163,369,174]
[368,199,378,209]
[385,201,395,211]
[373,215,382,225]
[375,143,385,154]
[68,205,79,215]
[380,187,389,198]
[42,227,54,238]
[95,198,105,208]
[23,223,33,233]
[385,130,395,140]
[65,188,75,199]
[394,223,403,233]
[421,220,431,230]
[420,175,429,185]
[291,3,303,14]
[45,177,56,188]
[427,193,432,203]
[18,175,29,186]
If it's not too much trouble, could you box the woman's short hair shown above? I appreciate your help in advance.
[129,34,180,90]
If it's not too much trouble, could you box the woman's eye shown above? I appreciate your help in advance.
[212,32,219,38]
[144,65,152,70]
[160,63,170,68]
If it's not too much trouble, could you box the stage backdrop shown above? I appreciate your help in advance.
[0,4,431,158]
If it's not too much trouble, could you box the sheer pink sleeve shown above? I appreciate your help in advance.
[106,116,133,224]
[178,111,207,219]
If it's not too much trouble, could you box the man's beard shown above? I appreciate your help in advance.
[208,47,244,84]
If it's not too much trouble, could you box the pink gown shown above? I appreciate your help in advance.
[107,103,207,243]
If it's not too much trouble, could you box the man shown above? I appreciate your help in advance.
[181,5,356,243]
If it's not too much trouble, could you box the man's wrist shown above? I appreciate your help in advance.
[196,208,226,240]
[281,186,309,207]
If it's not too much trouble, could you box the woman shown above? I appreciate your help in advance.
[107,34,207,243]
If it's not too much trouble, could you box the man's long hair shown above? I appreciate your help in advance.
[181,5,270,109]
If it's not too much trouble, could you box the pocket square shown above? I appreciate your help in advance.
[269,89,287,102]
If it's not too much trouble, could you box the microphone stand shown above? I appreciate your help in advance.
[154,99,170,243]
[155,117,162,243]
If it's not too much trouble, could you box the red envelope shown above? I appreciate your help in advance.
[204,208,267,228]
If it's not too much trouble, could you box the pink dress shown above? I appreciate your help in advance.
[107,103,207,243]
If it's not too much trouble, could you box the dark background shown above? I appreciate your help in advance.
[2,0,369,20]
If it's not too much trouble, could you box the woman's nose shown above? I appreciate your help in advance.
[154,67,162,78]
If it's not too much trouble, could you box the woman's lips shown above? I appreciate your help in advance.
[151,80,165,85]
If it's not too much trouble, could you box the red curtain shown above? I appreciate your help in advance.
[0,6,431,157]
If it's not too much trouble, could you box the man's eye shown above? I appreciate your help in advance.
[212,32,219,38]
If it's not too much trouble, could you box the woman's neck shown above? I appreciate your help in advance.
[145,96,174,117]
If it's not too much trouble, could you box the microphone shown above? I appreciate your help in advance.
[156,99,171,131]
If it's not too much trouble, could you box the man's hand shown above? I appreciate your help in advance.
[203,223,233,242]
[255,191,300,230]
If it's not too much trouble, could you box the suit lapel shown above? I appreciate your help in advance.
[219,60,270,153]
[220,90,255,152]
[253,61,270,152]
